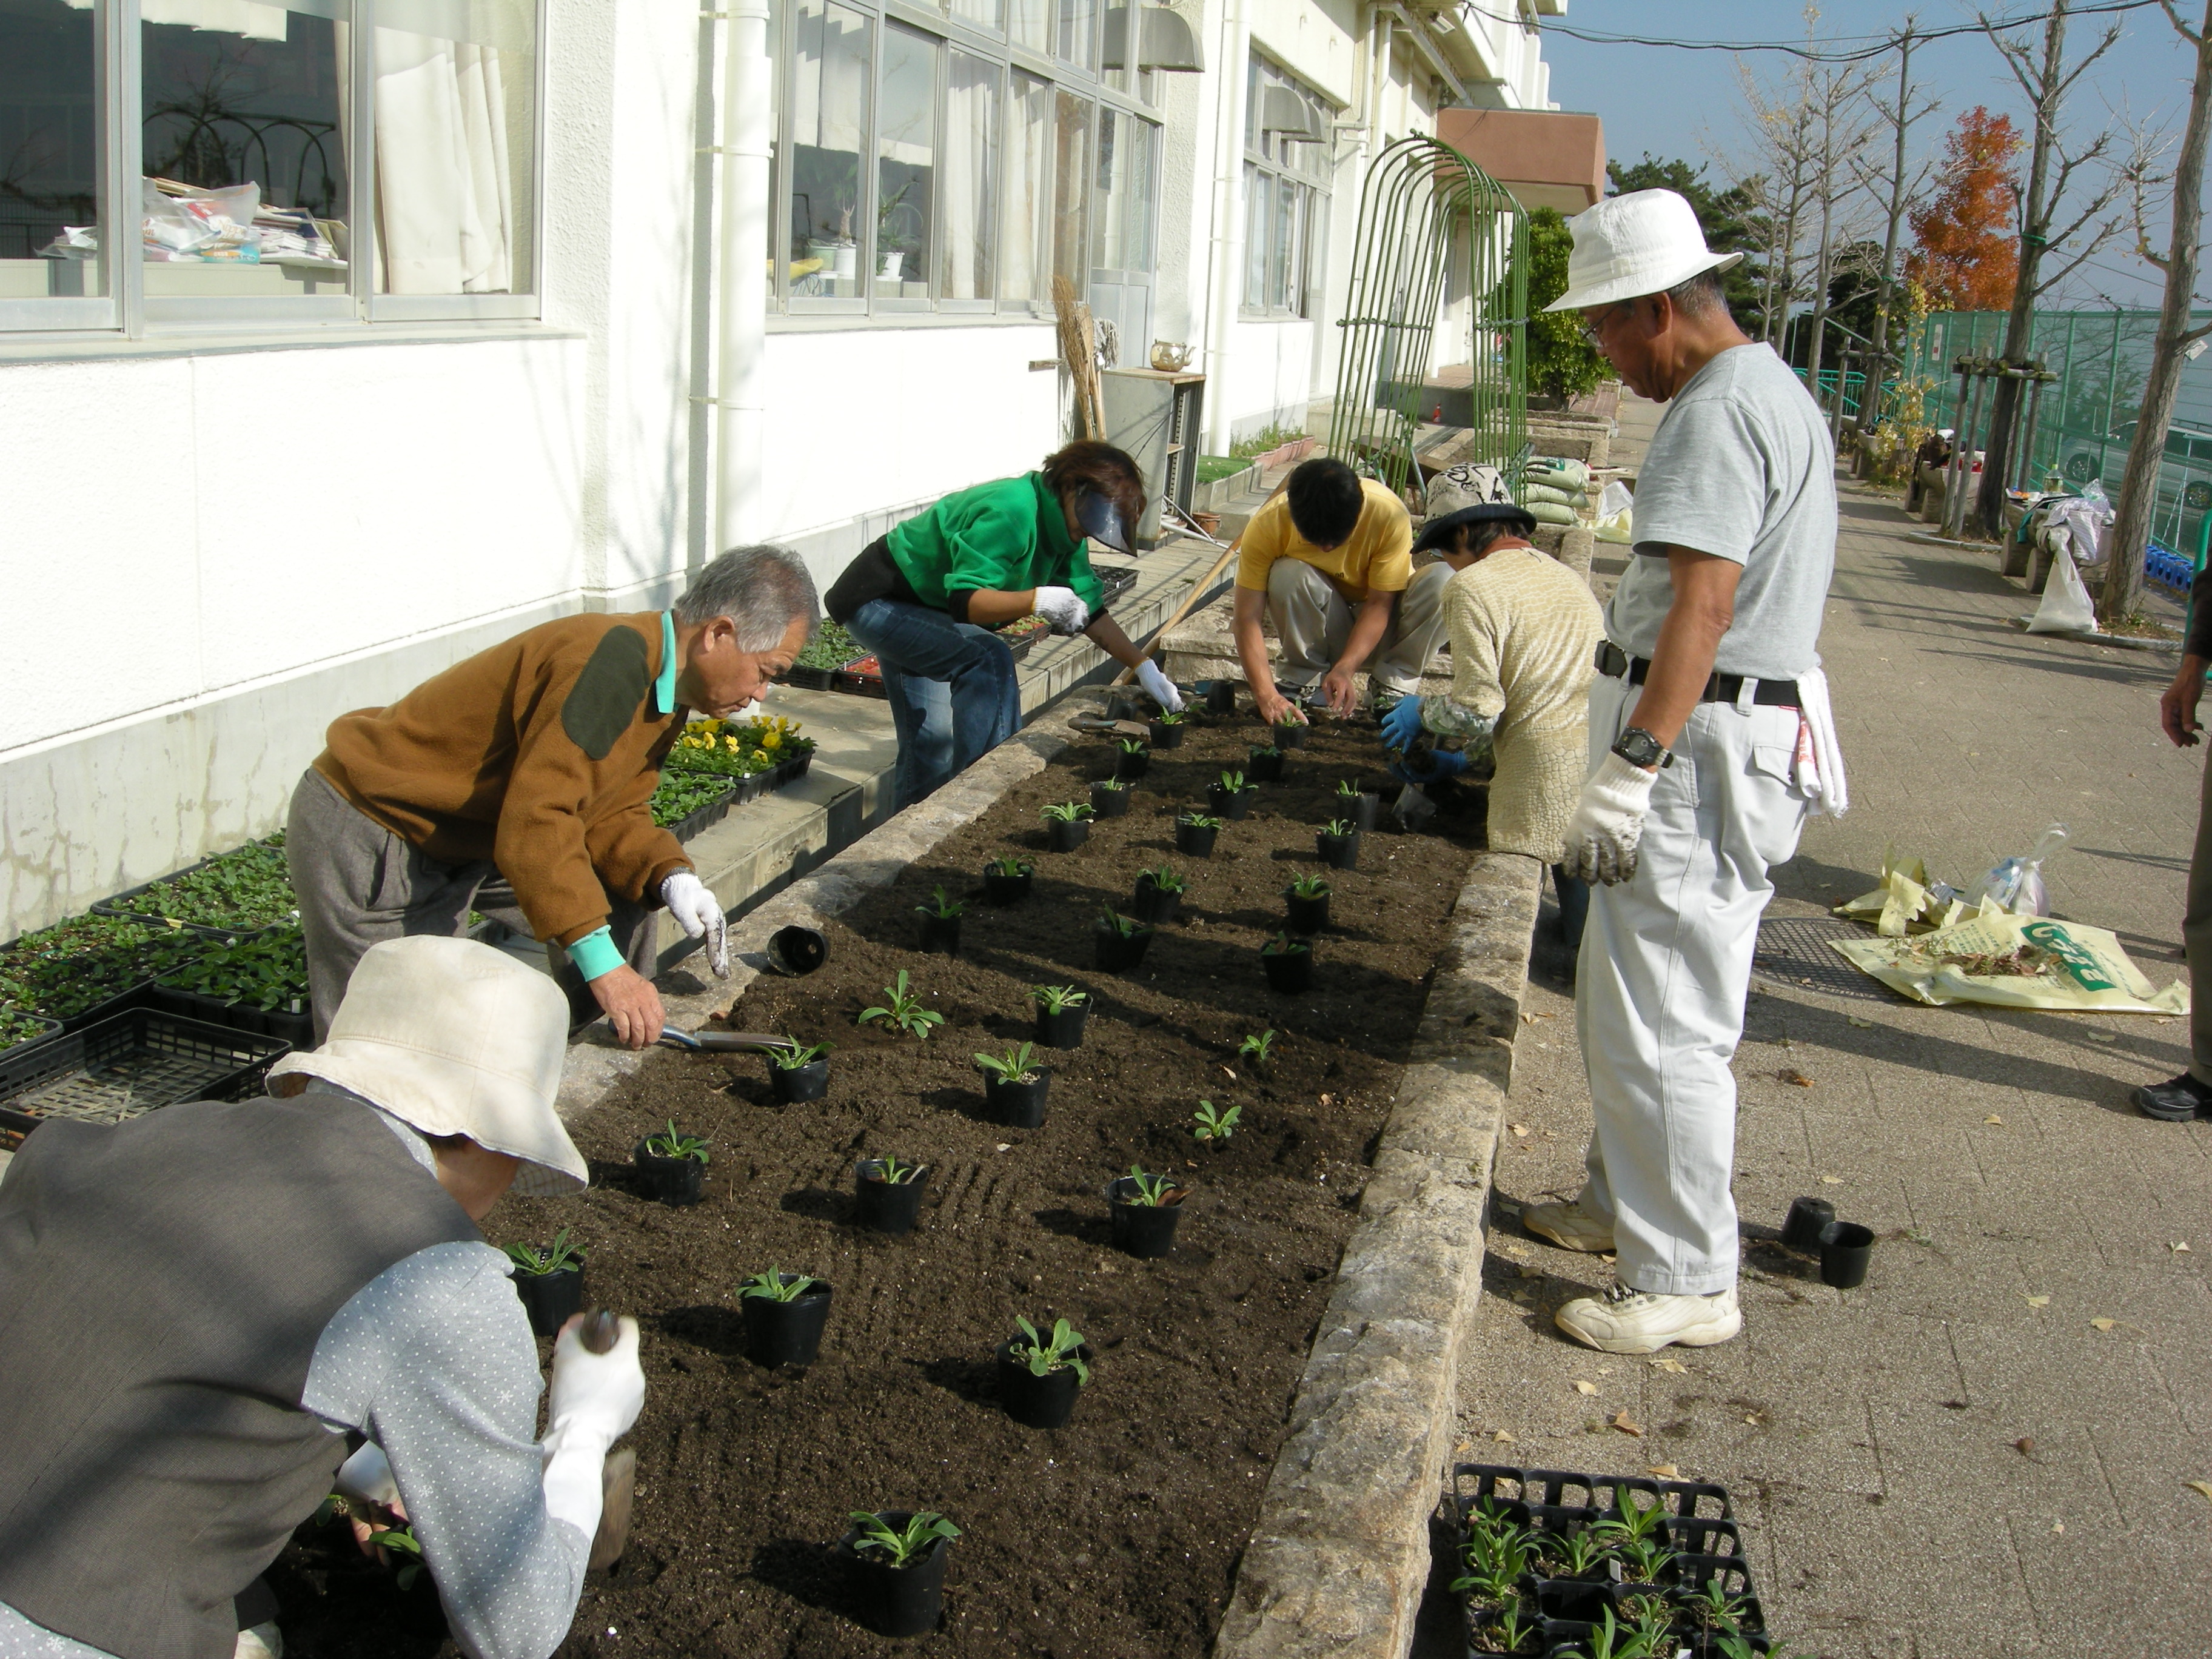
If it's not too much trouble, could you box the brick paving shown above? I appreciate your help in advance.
[1436,396,2212,1659]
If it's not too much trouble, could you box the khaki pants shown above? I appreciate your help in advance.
[1265,558,1452,697]
[2187,752,2212,1085]
[284,769,655,1043]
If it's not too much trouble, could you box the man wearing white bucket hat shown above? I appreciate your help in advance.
[0,937,643,1659]
[1517,190,1848,1354]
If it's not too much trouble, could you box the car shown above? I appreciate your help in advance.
[2059,417,2212,548]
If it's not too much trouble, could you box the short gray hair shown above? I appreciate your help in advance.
[1664,266,1730,319]
[674,546,819,650]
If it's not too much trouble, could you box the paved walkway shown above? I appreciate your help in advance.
[1443,395,2212,1658]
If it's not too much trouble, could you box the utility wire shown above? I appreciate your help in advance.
[1464,0,2163,63]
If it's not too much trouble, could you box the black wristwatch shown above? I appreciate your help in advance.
[1611,727,1674,770]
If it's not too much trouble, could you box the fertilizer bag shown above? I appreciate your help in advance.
[1832,907,2188,1014]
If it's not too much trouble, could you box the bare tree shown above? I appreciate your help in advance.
[1739,113,1816,344]
[1975,0,2127,539]
[1850,21,1942,431]
[1798,61,1877,401]
[2100,0,2212,620]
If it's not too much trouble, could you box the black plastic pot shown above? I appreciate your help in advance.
[1338,791,1382,832]
[1246,748,1285,782]
[854,1160,929,1235]
[1175,819,1220,857]
[1046,819,1091,853]
[1113,748,1151,781]
[1316,830,1361,871]
[982,863,1033,905]
[1094,920,1155,974]
[996,1341,1087,1429]
[1033,999,1089,1049]
[1131,876,1183,925]
[633,1139,706,1205]
[1781,1196,1835,1253]
[1818,1221,1874,1290]
[512,1264,585,1336]
[1107,1176,1188,1258]
[984,1066,1052,1128]
[1262,944,1314,993]
[768,1057,830,1104]
[1089,780,1131,818]
[839,1515,948,1638]
[1284,886,1330,934]
[1205,680,1238,716]
[919,913,961,956]
[1271,719,1308,749]
[1148,719,1187,749]
[740,1277,833,1367]
[1206,785,1252,821]
[766,925,828,976]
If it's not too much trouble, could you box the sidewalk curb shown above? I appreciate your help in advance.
[2005,617,2181,654]
[1215,851,1544,1659]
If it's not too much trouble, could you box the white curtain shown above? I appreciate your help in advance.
[939,53,997,300]
[1000,73,1051,301]
[374,28,517,293]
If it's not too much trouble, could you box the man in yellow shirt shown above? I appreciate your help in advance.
[1230,457,1452,723]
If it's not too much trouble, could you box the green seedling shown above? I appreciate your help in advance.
[769,1040,833,1070]
[645,1120,711,1164]
[1679,1577,1749,1633]
[1139,863,1186,894]
[1010,1315,1090,1383]
[1541,1526,1613,1577]
[1614,1534,1675,1585]
[739,1267,817,1302]
[1178,812,1224,830]
[1028,984,1088,1013]
[973,1042,1041,1084]
[859,970,945,1038]
[1117,737,1148,756]
[1121,1164,1184,1207]
[1192,1101,1242,1144]
[320,1494,426,1591]
[1215,769,1247,793]
[847,1509,960,1567]
[1041,800,1095,823]
[1322,817,1355,837]
[377,1523,426,1591]
[868,1155,924,1185]
[1557,1608,1652,1659]
[1619,1594,1676,1651]
[1458,1513,1535,1582]
[1275,708,1308,728]
[503,1227,585,1276]
[1153,711,1186,726]
[1097,908,1149,939]
[1591,1489,1667,1548]
[1093,777,1127,791]
[988,855,1034,877]
[1250,744,1282,759]
[1470,1600,1534,1656]
[1237,1030,1276,1064]
[1335,779,1364,799]
[1287,874,1331,899]
[914,885,965,919]
[1260,931,1309,956]
[1449,1561,1518,1603]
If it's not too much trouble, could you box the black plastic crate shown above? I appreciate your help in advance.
[147,985,315,1050]
[831,657,890,699]
[1096,565,1140,609]
[665,783,742,842]
[0,1013,64,1065]
[777,663,839,691]
[0,1008,290,1133]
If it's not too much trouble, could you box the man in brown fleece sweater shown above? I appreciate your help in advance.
[286,546,818,1048]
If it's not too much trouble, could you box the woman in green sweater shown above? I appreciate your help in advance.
[826,441,1185,805]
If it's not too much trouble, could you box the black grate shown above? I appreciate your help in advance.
[0,1008,288,1130]
[1750,915,1902,1004]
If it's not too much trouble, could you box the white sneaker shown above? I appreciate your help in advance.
[1521,1195,1617,1253]
[1554,1283,1742,1355]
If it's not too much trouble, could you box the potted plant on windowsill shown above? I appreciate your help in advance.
[854,1156,929,1235]
[503,1228,586,1335]
[1113,737,1151,781]
[765,1039,833,1104]
[974,1041,1051,1128]
[1147,711,1187,749]
[914,885,964,956]
[1042,800,1094,853]
[1261,931,1313,992]
[1029,982,1090,1048]
[1174,811,1222,857]
[1206,771,1253,821]
[982,855,1033,906]
[1131,863,1185,925]
[1106,1164,1189,1258]
[634,1119,710,1205]
[1089,777,1131,818]
[1093,908,1154,973]
[1246,743,1285,783]
[1284,874,1331,934]
[1316,819,1361,870]
[1335,777,1382,832]
[839,1510,959,1638]
[738,1267,833,1367]
[996,1315,1092,1429]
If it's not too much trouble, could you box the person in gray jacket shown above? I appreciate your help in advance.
[0,935,643,1659]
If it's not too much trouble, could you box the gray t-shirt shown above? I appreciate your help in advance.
[1606,343,1836,679]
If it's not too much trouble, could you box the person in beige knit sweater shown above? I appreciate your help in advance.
[1377,502,1603,864]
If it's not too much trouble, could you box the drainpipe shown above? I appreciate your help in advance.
[714,0,771,551]
[1201,0,1251,455]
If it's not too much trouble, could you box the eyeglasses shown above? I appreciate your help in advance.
[1579,303,1631,349]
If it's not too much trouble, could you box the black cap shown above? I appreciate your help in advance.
[1412,500,1539,556]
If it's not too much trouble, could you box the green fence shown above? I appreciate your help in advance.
[1902,307,2212,550]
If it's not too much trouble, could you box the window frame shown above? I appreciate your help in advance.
[1239,51,1331,323]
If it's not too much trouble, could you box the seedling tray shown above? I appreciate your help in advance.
[1096,565,1139,608]
[90,846,296,939]
[0,1012,64,1065]
[663,782,743,843]
[831,657,890,699]
[147,985,315,1049]
[0,1008,289,1134]
[660,751,816,839]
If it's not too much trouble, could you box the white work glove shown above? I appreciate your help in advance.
[1135,659,1185,714]
[1559,752,1659,886]
[660,870,729,978]
[1033,585,1091,636]
[541,1313,645,1539]
[335,1441,400,1510]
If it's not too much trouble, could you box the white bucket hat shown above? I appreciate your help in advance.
[270,936,588,1197]
[1542,189,1743,314]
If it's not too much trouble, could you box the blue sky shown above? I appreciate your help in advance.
[1537,0,2205,310]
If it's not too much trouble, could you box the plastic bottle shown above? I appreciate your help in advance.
[1968,823,2070,917]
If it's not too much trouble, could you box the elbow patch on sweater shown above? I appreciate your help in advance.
[561,628,652,760]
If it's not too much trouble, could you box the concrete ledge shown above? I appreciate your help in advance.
[1215,851,1545,1659]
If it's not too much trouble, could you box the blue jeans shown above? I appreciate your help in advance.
[843,597,1022,808]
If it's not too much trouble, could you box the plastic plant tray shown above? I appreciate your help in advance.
[147,985,315,1050]
[831,657,890,699]
[90,846,296,939]
[0,1008,290,1134]
[0,1013,64,1065]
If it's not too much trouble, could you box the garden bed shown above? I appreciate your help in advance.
[270,713,1491,1658]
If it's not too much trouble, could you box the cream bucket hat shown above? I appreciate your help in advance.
[270,936,587,1197]
[1542,189,1743,314]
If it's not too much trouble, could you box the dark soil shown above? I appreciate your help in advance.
[271,710,1485,1658]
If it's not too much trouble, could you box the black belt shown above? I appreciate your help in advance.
[1595,641,1800,708]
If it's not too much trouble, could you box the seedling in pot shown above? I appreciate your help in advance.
[914,885,964,920]
[769,1039,833,1069]
[503,1226,586,1277]
[1284,873,1332,933]
[1113,737,1151,780]
[765,1039,834,1102]
[1207,771,1254,821]
[1122,1164,1184,1206]
[1152,710,1186,727]
[977,1039,1053,1125]
[370,1518,427,1592]
[1108,1164,1189,1257]
[1030,983,1087,1013]
[635,1119,711,1205]
[842,1509,959,1637]
[1093,907,1155,973]
[988,854,1031,877]
[854,1156,930,1235]
[1132,862,1186,924]
[859,970,944,1039]
[870,1153,925,1185]
[1465,1600,1538,1657]
[973,1041,1042,1085]
[1590,1490,1666,1551]
[848,1510,960,1568]
[1138,863,1186,895]
[1217,769,1247,793]
[1042,799,1095,850]
[1246,743,1285,781]
[1191,1100,1241,1145]
[1316,819,1361,871]
[646,1120,711,1162]
[740,1266,817,1302]
[1612,1534,1675,1586]
[1538,1525,1614,1579]
[1173,811,1224,856]
[1041,800,1094,823]
[504,1228,588,1335]
[1678,1577,1751,1637]
[1030,982,1090,1048]
[1088,777,1132,817]
[1555,1609,1648,1659]
[914,885,964,954]
[1010,1315,1090,1382]
[984,854,1036,903]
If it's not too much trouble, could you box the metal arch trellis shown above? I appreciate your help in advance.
[1326,136,1528,502]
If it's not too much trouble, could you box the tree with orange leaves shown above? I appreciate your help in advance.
[1905,107,2023,312]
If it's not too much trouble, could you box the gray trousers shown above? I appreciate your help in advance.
[285,768,655,1044]
[2188,752,2212,1086]
[1265,557,1452,696]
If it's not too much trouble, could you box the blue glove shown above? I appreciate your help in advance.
[1379,695,1425,751]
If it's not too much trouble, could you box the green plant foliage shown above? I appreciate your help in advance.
[109,838,297,932]
[503,1227,586,1275]
[794,619,863,671]
[1121,1164,1182,1207]
[847,1509,960,1567]
[858,970,944,1038]
[649,770,735,828]
[1028,984,1087,1012]
[1139,863,1185,894]
[157,927,311,1013]
[1191,1100,1241,1144]
[1260,931,1309,956]
[1227,420,1305,460]
[1096,908,1149,939]
[1495,206,1612,403]
[868,1155,923,1185]
[1335,779,1365,798]
[769,1040,833,1069]
[1288,874,1331,899]
[645,1119,711,1163]
[1215,770,1247,793]
[1178,813,1224,831]
[1041,800,1095,824]
[1237,1030,1275,1063]
[914,885,965,919]
[740,1267,817,1302]
[988,856,1034,877]
[1116,737,1148,756]
[972,1041,1039,1084]
[0,1007,55,1050]
[1011,1314,1090,1383]
[0,914,214,1022]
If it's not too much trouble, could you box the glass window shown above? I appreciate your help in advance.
[1242,52,1329,318]
[370,0,535,298]
[1050,87,1088,298]
[1272,175,1297,310]
[1010,0,1050,54]
[874,22,936,300]
[1055,0,1094,70]
[141,0,352,301]
[1089,106,1153,276]
[1242,160,1266,309]
[1301,190,1328,319]
[0,0,106,309]
[1120,113,1154,272]
[951,0,1004,34]
[999,69,1051,303]
[788,0,870,300]
[938,49,997,300]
